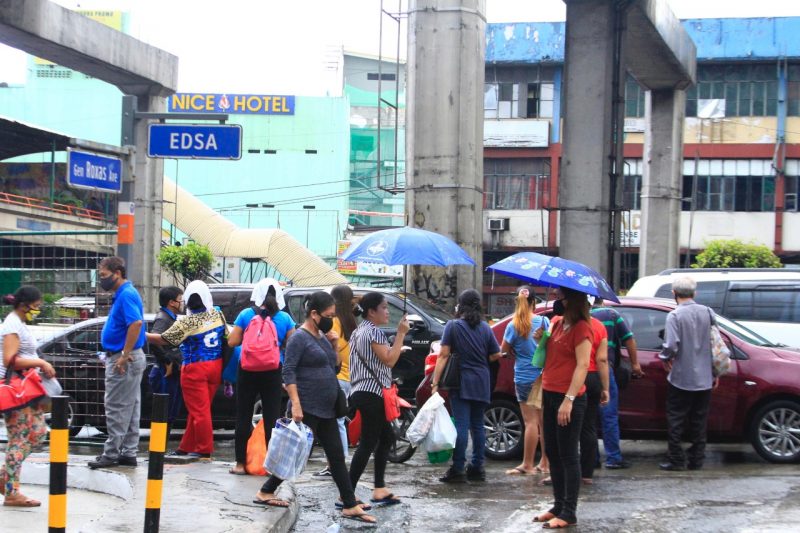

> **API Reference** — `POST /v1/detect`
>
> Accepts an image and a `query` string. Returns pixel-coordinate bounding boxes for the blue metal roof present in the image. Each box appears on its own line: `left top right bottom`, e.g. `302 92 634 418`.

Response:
485 17 800 64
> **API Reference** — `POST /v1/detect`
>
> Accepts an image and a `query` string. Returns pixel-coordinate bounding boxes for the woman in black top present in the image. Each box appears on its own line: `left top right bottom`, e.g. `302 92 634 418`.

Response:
253 291 375 524
348 292 410 506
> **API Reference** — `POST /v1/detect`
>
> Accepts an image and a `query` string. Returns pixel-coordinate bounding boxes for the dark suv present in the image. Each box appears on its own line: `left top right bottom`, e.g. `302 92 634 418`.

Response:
208 284 452 401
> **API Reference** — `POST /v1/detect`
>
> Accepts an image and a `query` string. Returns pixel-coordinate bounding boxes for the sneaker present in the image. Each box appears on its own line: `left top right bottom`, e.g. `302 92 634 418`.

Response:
439 467 467 483
88 455 119 469
312 466 332 478
118 456 138 467
466 465 486 482
166 450 189 457
605 460 631 469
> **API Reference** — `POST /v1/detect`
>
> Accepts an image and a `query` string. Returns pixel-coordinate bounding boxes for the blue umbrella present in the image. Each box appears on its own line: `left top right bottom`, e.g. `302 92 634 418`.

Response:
486 252 620 303
340 226 476 267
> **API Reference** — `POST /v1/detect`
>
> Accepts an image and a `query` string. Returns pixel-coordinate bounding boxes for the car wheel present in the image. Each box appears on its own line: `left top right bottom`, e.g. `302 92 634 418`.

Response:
252 399 262 428
750 400 800 463
387 407 417 464
44 398 83 437
484 399 523 460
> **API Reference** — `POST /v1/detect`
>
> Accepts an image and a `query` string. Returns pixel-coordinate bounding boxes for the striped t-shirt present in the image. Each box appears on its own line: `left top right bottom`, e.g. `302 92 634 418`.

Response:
349 319 391 397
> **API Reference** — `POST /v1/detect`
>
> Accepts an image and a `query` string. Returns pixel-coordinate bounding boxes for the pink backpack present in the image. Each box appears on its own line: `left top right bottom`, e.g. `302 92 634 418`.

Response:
241 310 280 371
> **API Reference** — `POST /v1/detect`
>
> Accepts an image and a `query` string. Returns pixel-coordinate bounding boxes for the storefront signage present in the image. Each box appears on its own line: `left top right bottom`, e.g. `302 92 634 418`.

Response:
168 93 295 115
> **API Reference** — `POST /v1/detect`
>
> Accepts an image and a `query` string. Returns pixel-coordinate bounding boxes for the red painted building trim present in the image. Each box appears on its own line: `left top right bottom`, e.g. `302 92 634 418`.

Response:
623 143 800 159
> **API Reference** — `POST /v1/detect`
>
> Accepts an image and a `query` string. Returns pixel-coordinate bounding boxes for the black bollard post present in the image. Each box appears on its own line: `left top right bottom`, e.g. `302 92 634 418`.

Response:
144 393 169 533
48 395 70 533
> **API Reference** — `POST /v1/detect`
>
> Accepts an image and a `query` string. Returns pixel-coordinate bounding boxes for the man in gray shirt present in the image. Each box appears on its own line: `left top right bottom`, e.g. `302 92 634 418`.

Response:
658 276 718 471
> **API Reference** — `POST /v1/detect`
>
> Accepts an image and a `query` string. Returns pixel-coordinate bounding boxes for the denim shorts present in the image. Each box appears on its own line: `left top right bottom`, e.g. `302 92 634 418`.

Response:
515 381 535 403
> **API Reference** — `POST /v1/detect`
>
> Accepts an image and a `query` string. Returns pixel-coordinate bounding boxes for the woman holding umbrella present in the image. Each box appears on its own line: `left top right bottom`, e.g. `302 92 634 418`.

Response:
533 287 592 529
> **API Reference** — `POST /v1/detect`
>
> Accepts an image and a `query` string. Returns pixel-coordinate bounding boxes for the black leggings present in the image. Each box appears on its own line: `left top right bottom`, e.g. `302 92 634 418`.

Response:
234 366 283 464
543 390 587 525
349 391 394 490
260 412 357 508
579 372 602 479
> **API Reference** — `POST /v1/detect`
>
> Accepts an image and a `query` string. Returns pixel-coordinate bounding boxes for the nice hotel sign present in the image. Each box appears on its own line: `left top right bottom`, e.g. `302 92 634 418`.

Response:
168 93 295 115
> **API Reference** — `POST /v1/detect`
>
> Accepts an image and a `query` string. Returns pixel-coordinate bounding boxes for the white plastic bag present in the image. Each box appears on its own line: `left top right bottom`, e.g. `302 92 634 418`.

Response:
265 418 314 480
407 392 445 446
422 400 457 453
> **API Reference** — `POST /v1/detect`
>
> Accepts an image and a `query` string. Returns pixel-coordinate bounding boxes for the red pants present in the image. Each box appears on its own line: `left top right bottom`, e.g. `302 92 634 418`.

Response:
179 359 222 455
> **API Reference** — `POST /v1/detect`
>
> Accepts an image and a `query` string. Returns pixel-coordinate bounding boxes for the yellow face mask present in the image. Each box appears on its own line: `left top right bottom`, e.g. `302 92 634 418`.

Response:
25 307 41 323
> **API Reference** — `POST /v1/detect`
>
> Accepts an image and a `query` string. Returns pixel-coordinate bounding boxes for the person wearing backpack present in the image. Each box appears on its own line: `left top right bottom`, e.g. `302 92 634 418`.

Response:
226 278 295 475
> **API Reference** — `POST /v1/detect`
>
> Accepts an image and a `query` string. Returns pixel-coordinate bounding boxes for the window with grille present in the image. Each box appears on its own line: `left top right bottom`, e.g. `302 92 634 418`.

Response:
483 158 550 210
625 77 645 118
686 64 778 117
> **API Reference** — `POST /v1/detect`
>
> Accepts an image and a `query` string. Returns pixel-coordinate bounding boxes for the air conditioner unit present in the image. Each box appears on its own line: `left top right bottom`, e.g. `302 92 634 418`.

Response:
487 218 509 231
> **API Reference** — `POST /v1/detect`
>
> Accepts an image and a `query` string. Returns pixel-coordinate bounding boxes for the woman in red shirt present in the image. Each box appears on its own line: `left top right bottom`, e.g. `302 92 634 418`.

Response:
534 287 592 529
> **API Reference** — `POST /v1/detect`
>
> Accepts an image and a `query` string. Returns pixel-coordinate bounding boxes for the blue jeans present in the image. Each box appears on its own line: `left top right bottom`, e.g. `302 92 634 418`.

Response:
148 364 183 424
450 394 487 471
599 370 623 464
336 379 351 459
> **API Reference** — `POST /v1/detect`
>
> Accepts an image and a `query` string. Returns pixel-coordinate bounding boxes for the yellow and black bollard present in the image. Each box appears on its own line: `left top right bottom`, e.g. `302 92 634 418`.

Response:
48 395 70 533
144 393 169 533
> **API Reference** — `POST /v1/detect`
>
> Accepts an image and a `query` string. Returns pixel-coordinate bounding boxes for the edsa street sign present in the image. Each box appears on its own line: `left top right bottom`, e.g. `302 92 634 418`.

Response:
67 149 123 194
147 123 243 160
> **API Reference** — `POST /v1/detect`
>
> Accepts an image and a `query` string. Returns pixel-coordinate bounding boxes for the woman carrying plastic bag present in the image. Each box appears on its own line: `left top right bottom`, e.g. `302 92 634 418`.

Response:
253 292 376 525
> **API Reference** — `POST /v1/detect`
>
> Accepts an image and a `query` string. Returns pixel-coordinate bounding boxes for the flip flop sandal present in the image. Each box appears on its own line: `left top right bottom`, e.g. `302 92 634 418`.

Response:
252 498 290 508
506 466 533 475
228 468 247 476
542 519 577 529
370 493 402 506
342 512 377 525
335 499 372 511
4 497 41 507
533 512 556 523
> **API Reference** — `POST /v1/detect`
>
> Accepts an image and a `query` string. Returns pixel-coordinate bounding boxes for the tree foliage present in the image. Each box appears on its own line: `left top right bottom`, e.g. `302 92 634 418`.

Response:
693 239 782 269
157 242 214 288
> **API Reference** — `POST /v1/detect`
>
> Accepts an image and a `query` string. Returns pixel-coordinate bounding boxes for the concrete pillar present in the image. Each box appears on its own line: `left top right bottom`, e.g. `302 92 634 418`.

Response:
559 0 617 276
131 96 165 309
639 89 685 275
406 0 485 306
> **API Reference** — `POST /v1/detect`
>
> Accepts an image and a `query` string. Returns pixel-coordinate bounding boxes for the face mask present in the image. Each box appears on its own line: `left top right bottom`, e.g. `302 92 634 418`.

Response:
99 274 117 292
316 316 334 334
25 307 41 323
552 299 566 316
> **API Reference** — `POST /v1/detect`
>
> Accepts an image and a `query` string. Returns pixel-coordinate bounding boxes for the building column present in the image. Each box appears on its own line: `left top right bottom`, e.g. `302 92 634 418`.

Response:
406 0 485 306
639 88 686 275
559 0 616 276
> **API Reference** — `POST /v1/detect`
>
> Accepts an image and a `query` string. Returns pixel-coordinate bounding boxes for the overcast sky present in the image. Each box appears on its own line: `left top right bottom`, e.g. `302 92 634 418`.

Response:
1 0 799 92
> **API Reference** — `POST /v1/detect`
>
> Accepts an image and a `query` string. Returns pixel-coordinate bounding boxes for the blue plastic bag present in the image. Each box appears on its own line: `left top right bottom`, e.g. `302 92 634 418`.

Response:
265 418 314 480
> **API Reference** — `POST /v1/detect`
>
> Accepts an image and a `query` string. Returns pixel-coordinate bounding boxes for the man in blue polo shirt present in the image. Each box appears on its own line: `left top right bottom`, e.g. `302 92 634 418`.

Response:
89 256 147 469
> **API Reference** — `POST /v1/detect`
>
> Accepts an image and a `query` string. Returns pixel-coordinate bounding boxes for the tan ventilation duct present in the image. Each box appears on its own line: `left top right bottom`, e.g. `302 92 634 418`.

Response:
162 177 347 286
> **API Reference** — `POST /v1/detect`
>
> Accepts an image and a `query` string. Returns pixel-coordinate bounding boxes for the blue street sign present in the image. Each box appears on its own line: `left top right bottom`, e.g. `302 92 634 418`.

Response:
67 149 123 194
147 124 243 160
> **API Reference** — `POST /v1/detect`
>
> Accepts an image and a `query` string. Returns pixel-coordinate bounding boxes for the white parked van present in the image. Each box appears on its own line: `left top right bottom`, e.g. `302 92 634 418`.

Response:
627 268 800 348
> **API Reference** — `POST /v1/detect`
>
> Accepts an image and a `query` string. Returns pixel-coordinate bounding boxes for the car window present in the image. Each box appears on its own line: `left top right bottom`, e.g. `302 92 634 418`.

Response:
213 291 242 323
655 283 672 299
724 285 800 323
401 294 452 325
615 307 667 350
385 299 406 328
66 324 102 352
692 281 728 312
714 314 773 347
286 294 308 324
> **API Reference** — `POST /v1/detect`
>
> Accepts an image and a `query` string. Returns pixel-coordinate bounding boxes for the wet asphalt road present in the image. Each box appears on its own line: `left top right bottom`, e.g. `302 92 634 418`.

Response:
287 440 800 533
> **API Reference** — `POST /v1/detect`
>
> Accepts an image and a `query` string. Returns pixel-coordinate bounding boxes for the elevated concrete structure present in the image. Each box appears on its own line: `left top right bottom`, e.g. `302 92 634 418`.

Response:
406 0 485 305
0 0 179 307
559 0 696 282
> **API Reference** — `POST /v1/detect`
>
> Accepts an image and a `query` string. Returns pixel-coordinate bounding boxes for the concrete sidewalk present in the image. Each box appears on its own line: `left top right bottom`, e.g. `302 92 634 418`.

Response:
0 453 298 532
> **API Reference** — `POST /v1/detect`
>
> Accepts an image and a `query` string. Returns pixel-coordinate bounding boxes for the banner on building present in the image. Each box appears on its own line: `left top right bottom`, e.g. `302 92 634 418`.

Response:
337 240 403 278
620 210 641 248
168 93 295 115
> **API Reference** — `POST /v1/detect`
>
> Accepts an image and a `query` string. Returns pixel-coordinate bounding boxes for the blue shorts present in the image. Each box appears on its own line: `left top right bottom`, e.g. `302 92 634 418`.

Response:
515 381 535 403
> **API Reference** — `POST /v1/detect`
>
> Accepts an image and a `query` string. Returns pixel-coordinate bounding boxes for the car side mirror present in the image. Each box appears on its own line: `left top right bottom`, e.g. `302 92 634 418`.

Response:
407 314 426 330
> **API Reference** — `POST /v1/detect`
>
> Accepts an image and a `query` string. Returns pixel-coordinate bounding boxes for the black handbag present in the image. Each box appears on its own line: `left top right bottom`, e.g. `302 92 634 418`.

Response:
334 387 349 418
614 356 632 391
440 351 461 391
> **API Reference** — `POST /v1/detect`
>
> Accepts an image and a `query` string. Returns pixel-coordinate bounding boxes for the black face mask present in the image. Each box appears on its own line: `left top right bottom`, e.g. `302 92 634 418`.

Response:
99 274 117 292
316 316 334 334
552 299 566 316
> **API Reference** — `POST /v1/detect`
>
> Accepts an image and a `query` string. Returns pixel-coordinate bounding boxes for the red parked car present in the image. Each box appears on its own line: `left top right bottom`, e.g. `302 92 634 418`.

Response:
416 297 800 463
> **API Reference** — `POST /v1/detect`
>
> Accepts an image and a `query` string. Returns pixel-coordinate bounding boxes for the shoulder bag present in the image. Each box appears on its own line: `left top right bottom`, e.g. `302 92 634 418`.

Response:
0 355 47 414
708 308 731 377
439 320 464 391
298 328 349 418
352 333 400 422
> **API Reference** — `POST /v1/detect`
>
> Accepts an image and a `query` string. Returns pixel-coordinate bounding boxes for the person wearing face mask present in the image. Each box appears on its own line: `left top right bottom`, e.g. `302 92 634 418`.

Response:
226 278 295 475
147 286 184 443
348 292 410 505
147 280 226 459
1 286 55 506
90 256 147 469
254 291 376 524
533 287 592 529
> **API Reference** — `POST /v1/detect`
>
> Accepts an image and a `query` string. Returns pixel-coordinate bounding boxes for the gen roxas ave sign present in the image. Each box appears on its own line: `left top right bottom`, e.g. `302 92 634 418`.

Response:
147 123 243 160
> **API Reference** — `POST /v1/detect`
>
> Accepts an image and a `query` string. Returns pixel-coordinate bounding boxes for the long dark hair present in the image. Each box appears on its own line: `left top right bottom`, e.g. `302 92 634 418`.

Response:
331 285 357 341
456 289 483 328
357 292 385 322
260 286 280 317
304 291 335 319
